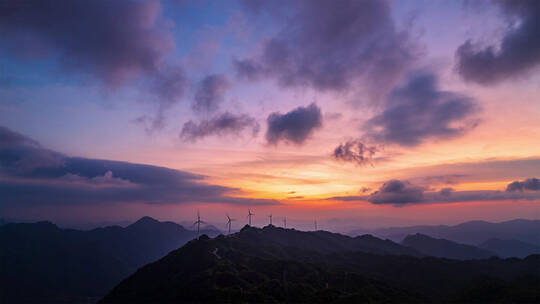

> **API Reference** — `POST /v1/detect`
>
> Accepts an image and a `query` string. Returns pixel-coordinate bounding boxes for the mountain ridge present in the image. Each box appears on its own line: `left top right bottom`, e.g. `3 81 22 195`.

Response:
351 218 540 245
0 216 221 303
101 225 540 303
402 233 496 260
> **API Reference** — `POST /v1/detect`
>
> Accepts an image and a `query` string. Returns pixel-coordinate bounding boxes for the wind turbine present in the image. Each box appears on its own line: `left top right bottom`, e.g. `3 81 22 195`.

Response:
226 214 236 234
247 209 254 226
283 217 287 229
268 214 273 225
314 220 317 231
193 210 205 238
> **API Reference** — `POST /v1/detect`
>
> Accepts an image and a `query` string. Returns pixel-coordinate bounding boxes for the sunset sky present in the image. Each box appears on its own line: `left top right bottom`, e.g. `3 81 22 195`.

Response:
1 0 539 231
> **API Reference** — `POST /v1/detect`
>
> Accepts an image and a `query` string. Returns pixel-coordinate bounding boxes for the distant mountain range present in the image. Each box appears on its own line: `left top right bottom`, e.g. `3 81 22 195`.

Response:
480 238 540 258
350 219 540 255
0 217 220 303
101 225 539 303
2 217 539 303
349 219 540 257
402 233 496 260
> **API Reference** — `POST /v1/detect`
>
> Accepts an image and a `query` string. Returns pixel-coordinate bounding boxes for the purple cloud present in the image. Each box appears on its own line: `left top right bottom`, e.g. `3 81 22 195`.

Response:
368 180 425 205
0 0 175 86
266 103 322 145
332 140 378 166
363 71 479 146
456 0 540 84
236 0 418 95
506 178 540 192
180 112 260 142
192 74 231 114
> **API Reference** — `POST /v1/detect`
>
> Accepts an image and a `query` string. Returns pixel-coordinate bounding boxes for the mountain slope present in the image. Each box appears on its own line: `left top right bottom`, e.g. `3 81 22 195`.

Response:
100 225 539 303
0 217 220 303
480 238 540 258
229 225 422 257
402 233 496 260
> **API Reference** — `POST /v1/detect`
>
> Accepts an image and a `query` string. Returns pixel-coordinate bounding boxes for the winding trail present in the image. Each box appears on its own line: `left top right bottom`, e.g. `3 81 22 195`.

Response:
211 248 221 259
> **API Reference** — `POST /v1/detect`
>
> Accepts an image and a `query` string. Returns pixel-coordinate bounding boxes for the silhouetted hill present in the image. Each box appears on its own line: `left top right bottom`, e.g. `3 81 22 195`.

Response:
358 219 540 245
100 225 540 303
84 216 220 270
0 217 220 303
0 221 129 303
402 233 496 260
480 238 540 258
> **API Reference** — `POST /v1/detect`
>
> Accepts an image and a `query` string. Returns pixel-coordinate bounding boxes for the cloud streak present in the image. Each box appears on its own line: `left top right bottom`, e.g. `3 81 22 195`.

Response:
506 178 540 192
0 126 278 207
330 178 540 206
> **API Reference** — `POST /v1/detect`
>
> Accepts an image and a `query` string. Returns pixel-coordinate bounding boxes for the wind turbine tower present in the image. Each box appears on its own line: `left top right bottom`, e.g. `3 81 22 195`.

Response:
283 217 287 229
226 214 236 234
314 220 317 231
268 214 273 225
247 209 254 226
193 210 205 238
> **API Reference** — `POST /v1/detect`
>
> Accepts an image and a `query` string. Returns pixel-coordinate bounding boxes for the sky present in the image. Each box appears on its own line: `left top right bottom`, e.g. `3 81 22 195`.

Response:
0 0 539 231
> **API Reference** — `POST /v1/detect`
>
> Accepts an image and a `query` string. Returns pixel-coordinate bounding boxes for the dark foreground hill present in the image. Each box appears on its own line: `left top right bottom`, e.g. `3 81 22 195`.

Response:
101 225 540 303
0 217 220 303
402 233 496 260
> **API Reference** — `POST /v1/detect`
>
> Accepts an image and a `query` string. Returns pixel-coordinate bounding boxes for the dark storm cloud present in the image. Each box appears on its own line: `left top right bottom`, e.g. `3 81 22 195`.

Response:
367 180 425 205
332 140 378 166
0 0 174 86
363 71 478 146
506 178 540 192
236 0 418 94
192 74 231 114
266 103 322 145
456 0 540 84
0 126 278 206
180 112 260 142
